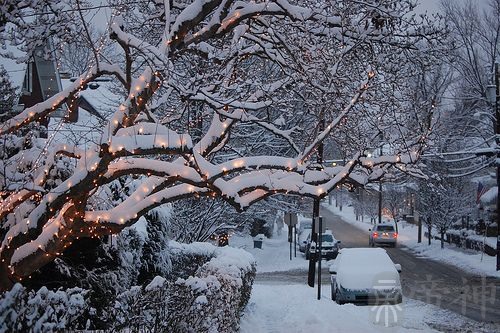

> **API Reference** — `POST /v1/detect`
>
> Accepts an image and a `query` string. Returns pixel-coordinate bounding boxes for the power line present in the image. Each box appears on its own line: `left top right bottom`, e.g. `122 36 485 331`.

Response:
8 2 143 19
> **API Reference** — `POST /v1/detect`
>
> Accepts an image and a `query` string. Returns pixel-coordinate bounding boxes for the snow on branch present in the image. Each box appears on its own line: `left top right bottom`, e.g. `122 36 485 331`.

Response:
0 0 442 290
0 64 126 135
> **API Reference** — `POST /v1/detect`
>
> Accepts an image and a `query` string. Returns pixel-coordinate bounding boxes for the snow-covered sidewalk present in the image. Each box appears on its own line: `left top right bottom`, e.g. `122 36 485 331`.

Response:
322 200 500 278
240 284 490 333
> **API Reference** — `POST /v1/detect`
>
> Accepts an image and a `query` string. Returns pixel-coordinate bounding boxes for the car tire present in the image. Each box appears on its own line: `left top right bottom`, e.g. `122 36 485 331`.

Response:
306 252 309 260
335 288 343 305
391 293 403 304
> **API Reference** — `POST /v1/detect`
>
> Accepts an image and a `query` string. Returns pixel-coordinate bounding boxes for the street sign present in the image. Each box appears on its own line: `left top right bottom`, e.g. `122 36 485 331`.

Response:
314 217 326 233
284 213 298 226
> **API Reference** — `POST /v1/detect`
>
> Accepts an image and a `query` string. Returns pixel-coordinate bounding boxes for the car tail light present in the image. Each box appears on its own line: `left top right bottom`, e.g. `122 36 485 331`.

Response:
393 232 398 238
373 232 378 238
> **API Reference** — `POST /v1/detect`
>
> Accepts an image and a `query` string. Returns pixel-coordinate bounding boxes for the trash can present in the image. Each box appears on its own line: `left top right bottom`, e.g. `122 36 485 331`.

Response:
253 234 265 249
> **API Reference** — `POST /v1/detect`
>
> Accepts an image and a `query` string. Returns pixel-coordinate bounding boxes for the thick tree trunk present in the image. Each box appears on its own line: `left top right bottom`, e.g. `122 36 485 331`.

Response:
0 264 14 291
440 231 445 249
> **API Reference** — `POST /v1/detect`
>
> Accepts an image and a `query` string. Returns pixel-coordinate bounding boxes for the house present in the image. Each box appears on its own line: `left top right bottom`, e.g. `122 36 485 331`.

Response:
1 41 122 145
1 42 65 125
52 77 122 146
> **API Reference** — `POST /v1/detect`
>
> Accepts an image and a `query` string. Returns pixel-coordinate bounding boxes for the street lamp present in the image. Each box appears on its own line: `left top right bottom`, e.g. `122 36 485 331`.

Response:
486 63 500 271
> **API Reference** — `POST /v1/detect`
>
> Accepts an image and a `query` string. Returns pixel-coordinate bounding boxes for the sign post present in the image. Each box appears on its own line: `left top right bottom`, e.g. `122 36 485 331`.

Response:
415 211 421 243
314 216 323 300
284 213 298 261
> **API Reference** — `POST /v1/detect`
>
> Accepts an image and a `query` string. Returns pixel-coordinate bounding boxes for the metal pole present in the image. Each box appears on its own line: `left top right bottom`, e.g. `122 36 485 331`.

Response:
308 201 318 287
289 225 292 261
317 217 322 300
309 111 325 287
294 225 297 257
495 62 500 271
377 145 383 224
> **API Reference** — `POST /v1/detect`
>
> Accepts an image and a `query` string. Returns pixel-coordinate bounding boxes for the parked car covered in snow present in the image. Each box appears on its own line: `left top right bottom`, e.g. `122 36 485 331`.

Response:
306 230 340 260
369 224 397 247
298 229 312 253
298 220 312 235
329 248 402 304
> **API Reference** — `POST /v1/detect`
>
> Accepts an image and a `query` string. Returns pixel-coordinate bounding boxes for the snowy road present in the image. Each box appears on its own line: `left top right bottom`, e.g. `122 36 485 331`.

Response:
320 207 500 324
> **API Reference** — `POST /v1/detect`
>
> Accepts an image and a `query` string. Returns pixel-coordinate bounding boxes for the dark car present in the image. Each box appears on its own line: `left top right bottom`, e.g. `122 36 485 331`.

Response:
306 230 340 260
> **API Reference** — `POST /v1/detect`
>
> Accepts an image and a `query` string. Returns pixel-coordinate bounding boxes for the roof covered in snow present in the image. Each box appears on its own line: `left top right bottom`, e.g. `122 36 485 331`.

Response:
480 186 497 204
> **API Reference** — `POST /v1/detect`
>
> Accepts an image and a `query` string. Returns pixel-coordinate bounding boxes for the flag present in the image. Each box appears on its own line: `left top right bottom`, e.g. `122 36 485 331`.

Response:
477 182 488 204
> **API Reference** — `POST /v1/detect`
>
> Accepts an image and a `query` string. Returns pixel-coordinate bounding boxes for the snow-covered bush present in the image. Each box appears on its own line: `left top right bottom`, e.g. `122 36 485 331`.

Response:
167 242 256 332
0 283 91 333
106 242 256 333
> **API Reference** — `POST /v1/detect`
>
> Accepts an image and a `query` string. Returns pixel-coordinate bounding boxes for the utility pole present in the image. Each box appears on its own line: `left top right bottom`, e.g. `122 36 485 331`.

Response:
308 112 325 287
495 63 500 271
488 63 500 271
378 145 383 224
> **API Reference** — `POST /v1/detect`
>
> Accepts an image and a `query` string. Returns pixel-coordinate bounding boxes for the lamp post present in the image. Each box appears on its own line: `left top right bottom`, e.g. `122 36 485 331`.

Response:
486 63 500 271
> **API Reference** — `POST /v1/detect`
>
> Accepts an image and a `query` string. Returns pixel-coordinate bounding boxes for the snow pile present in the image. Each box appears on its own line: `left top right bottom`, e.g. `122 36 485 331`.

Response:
0 284 91 333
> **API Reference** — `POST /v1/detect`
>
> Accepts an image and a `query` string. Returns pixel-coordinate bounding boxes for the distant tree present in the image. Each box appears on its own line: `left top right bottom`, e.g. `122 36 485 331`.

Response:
383 185 405 231
437 0 500 175
417 162 474 248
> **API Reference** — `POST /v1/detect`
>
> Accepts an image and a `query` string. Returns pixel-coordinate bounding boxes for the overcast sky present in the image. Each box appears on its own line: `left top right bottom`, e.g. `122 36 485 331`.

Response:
416 0 490 14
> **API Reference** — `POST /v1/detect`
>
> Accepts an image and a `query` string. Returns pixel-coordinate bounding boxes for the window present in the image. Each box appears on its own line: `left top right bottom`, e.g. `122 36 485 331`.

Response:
22 63 33 94
376 225 395 232
322 234 334 242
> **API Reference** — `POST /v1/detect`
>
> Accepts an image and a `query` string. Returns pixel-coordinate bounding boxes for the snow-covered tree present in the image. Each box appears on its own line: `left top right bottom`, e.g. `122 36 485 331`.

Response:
383 185 405 225
417 161 474 248
0 0 445 290
0 65 17 123
437 0 500 175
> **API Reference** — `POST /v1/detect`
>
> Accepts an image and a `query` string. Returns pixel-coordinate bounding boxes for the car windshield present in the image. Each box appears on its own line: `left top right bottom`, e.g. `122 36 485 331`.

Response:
322 234 334 242
376 225 395 232
301 222 312 229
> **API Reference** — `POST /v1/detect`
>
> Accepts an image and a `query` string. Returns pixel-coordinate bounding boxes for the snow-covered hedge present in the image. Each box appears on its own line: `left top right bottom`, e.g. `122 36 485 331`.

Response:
0 242 256 332
0 284 91 333
107 241 256 332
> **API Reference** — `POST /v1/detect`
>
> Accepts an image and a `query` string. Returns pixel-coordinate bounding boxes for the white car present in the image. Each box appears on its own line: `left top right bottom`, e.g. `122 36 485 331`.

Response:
369 224 397 247
298 220 312 235
329 248 402 304
298 229 311 253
